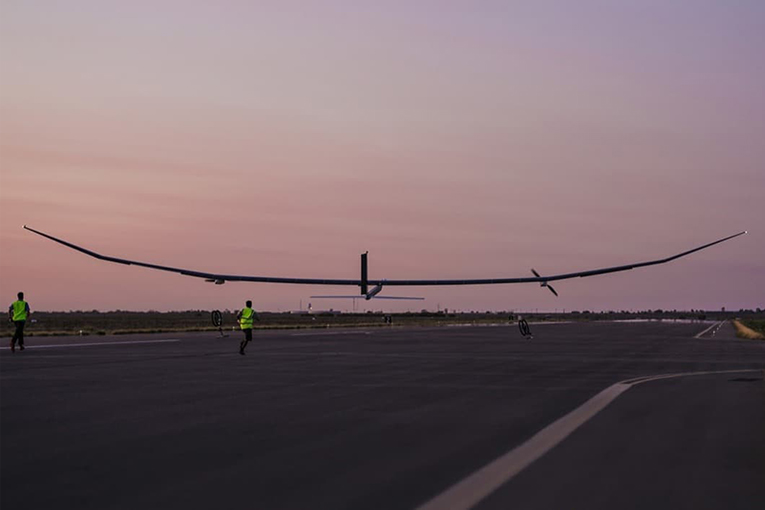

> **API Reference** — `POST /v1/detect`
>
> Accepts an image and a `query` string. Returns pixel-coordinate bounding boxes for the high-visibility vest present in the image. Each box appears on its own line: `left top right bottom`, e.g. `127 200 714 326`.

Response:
12 300 28 321
239 307 254 329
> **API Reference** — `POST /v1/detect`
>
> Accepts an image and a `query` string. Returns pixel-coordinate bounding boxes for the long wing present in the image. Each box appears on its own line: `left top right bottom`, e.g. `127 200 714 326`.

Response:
381 230 748 286
24 225 746 287
23 226 358 286
310 295 426 300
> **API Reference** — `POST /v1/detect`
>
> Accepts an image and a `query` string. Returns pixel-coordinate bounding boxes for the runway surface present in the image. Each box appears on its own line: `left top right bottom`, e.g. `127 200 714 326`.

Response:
2 321 763 509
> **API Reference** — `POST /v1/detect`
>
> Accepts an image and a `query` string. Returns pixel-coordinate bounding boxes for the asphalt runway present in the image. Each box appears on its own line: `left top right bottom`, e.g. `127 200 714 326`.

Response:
1 321 763 509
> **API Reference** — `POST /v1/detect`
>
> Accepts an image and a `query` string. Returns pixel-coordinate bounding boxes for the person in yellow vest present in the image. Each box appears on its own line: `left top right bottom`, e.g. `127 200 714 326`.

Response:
236 300 259 355
8 292 31 353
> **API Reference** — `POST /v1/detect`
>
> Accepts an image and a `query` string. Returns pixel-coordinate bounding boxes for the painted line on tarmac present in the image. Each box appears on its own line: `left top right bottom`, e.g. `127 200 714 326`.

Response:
23 339 181 349
694 321 723 339
415 367 761 510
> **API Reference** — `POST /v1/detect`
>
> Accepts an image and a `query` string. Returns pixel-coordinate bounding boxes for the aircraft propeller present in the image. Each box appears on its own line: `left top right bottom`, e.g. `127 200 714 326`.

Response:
531 268 558 297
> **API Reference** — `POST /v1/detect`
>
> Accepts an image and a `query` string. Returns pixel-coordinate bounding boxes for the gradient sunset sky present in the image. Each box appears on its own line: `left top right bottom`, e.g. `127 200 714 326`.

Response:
1 1 763 312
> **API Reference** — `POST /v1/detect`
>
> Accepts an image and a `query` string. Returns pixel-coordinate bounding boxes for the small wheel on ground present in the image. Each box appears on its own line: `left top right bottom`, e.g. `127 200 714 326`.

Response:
211 310 223 328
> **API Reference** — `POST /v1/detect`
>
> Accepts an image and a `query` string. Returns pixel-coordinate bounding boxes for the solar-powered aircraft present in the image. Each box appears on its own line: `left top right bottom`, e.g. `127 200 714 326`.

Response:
23 226 746 300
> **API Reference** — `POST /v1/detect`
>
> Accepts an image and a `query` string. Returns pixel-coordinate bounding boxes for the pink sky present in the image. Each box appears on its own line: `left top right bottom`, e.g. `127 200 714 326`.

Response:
1 1 763 312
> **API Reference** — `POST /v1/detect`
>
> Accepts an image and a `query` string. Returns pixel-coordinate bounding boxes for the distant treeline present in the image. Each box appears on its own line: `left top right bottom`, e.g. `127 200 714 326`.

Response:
6 309 764 336
741 319 765 336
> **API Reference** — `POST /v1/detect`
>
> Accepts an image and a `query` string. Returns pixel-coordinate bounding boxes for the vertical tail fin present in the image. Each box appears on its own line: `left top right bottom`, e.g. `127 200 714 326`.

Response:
361 251 368 296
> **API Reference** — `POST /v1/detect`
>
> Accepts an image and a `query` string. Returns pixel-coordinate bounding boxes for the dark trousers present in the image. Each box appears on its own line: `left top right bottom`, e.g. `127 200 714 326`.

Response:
11 321 25 347
239 328 253 353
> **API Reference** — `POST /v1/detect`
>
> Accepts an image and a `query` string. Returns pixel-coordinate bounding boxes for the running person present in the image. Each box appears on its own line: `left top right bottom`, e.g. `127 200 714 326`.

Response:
9 292 30 353
236 300 259 355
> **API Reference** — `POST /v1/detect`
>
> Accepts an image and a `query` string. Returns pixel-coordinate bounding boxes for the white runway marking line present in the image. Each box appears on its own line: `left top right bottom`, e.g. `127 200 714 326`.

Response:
694 321 723 339
24 339 181 349
415 367 762 510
